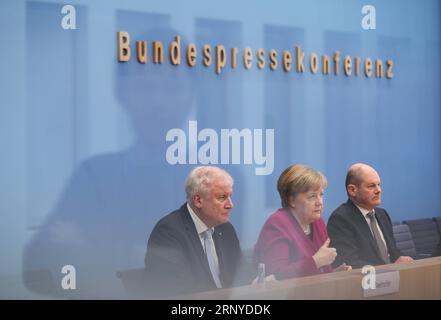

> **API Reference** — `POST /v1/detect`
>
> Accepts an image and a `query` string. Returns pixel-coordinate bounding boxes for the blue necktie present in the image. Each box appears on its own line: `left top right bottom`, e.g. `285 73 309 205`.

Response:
203 229 222 288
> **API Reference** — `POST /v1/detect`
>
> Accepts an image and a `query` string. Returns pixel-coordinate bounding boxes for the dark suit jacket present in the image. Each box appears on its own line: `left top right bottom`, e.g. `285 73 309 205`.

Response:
144 203 252 298
434 239 441 257
327 199 402 268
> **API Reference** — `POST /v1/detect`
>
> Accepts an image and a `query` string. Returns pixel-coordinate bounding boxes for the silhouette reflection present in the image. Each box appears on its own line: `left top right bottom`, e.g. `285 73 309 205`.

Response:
23 14 194 298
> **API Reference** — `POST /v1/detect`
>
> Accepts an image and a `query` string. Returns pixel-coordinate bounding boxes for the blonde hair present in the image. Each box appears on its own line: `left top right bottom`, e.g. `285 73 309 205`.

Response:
277 164 327 208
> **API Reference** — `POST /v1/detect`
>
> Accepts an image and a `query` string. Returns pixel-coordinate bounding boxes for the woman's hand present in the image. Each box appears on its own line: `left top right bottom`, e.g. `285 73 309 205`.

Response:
312 238 337 268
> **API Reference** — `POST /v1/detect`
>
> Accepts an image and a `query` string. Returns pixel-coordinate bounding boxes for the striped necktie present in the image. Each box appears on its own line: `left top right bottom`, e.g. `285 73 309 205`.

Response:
367 211 391 264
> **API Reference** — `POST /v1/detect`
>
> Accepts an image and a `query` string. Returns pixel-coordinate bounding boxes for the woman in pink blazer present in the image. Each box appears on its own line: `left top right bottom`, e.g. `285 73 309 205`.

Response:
254 164 351 280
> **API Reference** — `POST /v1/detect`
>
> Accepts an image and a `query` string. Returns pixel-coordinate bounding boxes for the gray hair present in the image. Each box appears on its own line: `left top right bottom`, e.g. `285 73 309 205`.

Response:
185 166 233 201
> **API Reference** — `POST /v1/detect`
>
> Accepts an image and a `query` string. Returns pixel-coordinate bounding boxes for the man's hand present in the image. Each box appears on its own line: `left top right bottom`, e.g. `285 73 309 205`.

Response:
394 256 414 263
334 263 352 272
251 274 277 285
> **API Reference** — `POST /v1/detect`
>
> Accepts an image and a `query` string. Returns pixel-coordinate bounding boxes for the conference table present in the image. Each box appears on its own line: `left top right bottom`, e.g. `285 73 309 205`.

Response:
177 257 441 299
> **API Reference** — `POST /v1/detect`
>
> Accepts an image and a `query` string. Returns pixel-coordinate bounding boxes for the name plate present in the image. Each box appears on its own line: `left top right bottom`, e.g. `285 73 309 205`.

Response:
363 269 400 298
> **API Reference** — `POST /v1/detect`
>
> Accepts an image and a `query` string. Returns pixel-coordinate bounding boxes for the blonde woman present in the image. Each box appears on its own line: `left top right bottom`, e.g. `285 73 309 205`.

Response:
254 164 351 279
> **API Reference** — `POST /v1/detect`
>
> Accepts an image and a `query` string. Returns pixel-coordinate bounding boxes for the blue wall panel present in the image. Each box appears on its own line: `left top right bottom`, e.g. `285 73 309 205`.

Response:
0 0 440 298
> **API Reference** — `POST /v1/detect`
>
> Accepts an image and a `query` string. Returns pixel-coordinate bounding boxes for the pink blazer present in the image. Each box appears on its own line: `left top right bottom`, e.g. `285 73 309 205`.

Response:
254 208 333 279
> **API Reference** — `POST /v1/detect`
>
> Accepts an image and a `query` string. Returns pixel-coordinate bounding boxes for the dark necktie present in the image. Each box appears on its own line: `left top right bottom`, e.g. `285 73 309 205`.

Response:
203 229 222 288
367 211 391 264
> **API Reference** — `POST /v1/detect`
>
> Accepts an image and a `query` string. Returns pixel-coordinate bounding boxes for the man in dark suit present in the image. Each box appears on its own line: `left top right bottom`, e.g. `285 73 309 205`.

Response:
434 239 441 257
327 163 413 269
144 166 254 298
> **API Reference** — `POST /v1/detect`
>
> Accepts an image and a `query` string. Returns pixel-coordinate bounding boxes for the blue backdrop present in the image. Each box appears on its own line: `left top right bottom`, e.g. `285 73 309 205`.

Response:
0 0 440 298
